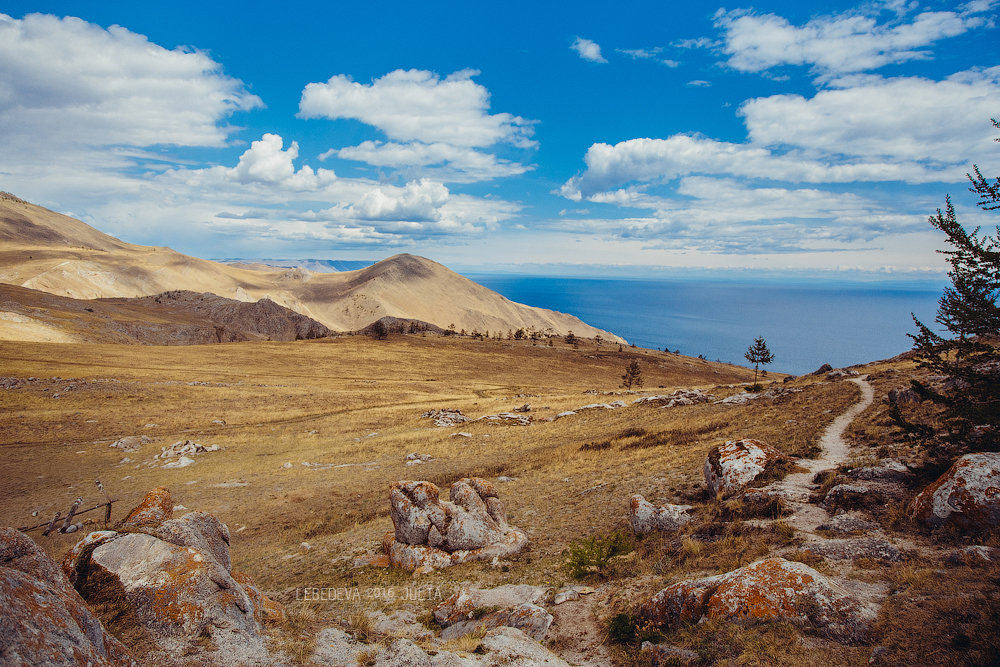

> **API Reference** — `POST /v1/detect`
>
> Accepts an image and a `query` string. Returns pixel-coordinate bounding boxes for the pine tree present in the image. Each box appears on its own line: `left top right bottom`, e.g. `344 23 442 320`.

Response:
908 125 1000 450
744 336 774 391
621 360 643 390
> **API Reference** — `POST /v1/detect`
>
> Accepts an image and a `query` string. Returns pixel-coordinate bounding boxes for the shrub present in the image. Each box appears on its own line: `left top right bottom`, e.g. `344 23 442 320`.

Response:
565 529 633 579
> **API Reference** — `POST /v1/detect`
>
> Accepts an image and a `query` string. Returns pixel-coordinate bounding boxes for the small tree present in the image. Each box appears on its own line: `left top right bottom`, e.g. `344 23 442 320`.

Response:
565 331 577 346
744 336 774 390
621 360 643 390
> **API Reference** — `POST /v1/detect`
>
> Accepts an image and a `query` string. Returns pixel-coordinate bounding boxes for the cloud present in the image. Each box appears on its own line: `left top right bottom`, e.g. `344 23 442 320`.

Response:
333 140 532 182
740 67 1000 163
715 3 994 77
571 37 607 63
0 12 261 158
298 69 534 148
561 66 1000 199
352 179 449 222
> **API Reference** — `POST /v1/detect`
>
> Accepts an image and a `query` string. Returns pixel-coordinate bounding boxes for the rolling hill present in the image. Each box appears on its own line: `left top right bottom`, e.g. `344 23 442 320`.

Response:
0 192 623 343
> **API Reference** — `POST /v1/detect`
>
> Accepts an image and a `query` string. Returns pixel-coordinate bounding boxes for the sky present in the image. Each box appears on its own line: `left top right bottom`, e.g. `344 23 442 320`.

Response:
0 1 998 278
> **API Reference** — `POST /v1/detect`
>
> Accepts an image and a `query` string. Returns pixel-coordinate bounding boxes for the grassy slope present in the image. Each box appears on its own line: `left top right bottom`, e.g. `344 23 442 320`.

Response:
2 335 995 665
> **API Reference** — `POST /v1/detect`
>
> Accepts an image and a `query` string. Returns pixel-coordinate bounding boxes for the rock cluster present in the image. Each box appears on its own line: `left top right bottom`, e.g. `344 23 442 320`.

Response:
108 435 152 452
422 408 469 427
637 557 873 643
909 452 1000 531
62 488 283 666
0 527 137 666
717 386 802 405
628 494 694 534
478 412 533 425
384 478 528 572
633 389 713 407
704 439 789 498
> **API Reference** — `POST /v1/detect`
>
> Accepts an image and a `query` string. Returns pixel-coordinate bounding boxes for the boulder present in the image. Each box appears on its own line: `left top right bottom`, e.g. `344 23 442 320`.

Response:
477 626 570 665
434 585 549 635
848 459 912 483
822 484 879 511
638 557 873 643
385 478 528 572
117 487 173 528
909 452 1000 531
109 435 152 452
422 409 470 427
64 490 279 665
628 494 694 533
704 439 789 498
0 527 136 666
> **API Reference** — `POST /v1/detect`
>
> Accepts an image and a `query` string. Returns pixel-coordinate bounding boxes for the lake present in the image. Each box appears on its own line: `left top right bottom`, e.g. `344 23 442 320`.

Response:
466 274 945 376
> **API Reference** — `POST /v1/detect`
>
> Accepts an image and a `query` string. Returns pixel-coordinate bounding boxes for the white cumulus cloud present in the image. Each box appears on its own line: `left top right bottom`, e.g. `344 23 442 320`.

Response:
716 3 994 77
0 12 261 157
571 37 608 63
298 69 535 148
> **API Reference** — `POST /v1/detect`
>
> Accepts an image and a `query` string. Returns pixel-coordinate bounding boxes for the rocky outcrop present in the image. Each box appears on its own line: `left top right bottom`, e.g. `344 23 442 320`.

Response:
422 408 469 427
0 527 136 666
637 557 873 643
704 439 789 498
384 478 528 572
109 435 152 452
909 452 1000 531
434 585 552 641
63 489 283 666
628 494 694 533
800 538 904 563
633 389 714 407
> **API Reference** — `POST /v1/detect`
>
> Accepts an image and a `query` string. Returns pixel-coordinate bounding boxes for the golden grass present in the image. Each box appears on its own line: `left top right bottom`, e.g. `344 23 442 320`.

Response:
6 334 982 665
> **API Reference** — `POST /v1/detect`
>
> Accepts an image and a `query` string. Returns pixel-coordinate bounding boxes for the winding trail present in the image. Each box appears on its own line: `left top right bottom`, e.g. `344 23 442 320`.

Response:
765 376 875 532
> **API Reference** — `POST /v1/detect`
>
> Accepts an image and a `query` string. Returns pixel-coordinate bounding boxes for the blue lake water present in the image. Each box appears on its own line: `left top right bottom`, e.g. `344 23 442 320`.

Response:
466 274 945 376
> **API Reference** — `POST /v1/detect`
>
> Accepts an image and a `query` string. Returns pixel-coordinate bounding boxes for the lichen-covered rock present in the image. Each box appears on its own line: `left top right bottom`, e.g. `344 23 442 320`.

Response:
822 484 879 511
434 585 548 625
816 514 880 535
0 527 136 666
149 511 232 572
232 571 286 626
628 494 693 533
849 459 911 482
385 478 528 572
638 557 873 643
704 439 788 498
64 492 274 665
440 602 553 641
909 452 1000 531
117 487 173 529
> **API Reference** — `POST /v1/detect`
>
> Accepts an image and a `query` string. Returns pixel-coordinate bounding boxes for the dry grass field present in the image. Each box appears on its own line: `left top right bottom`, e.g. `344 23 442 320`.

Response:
3 332 996 665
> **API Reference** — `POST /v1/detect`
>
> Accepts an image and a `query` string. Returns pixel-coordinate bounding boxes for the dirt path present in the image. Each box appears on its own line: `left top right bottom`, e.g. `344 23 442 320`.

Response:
765 376 874 532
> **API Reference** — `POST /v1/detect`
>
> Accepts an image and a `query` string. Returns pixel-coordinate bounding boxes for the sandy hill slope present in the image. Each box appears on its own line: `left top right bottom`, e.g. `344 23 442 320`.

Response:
0 284 332 344
0 193 623 343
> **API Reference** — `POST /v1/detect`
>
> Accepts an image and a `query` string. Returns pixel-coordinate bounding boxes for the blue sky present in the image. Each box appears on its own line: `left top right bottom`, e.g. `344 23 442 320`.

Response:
1 1 998 277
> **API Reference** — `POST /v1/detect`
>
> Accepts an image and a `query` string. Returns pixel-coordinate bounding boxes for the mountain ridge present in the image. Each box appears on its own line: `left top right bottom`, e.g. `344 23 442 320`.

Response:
0 195 625 343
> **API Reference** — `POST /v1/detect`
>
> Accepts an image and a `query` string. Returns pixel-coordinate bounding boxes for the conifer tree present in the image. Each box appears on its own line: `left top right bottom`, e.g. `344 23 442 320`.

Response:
621 360 643 390
744 336 774 390
908 123 1000 450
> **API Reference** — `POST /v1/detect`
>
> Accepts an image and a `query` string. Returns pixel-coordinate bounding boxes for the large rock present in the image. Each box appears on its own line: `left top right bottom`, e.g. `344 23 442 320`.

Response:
435 585 552 641
909 452 1000 531
704 439 789 498
628 494 693 533
64 490 282 665
637 557 873 643
117 486 173 528
0 527 136 666
385 478 528 572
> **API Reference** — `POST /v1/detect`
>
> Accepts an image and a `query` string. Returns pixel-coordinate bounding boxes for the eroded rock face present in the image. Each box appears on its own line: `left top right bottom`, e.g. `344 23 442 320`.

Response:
385 478 528 572
909 452 1000 531
638 557 873 644
0 527 136 667
628 494 693 533
64 489 284 666
704 439 788 498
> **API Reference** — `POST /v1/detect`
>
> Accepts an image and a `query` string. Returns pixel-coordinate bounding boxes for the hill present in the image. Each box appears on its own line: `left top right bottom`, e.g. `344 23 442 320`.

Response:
0 193 622 343
0 284 332 344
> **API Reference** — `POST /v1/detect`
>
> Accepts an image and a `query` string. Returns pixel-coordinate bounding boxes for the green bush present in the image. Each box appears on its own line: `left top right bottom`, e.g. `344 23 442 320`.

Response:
565 529 633 578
